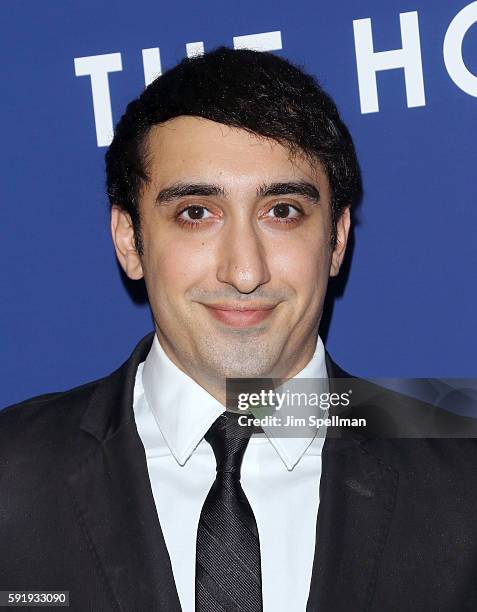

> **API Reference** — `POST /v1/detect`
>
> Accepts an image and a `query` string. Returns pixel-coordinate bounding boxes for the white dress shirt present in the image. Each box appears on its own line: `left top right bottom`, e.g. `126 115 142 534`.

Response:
133 335 329 611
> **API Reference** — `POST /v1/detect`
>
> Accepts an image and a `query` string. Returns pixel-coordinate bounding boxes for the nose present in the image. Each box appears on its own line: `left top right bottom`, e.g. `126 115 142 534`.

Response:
216 220 271 294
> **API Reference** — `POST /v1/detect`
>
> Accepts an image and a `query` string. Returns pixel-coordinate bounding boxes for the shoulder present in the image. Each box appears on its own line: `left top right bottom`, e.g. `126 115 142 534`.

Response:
0 332 154 467
349 378 477 479
0 332 155 445
325 355 477 467
0 375 108 422
1 378 102 419
0 377 106 460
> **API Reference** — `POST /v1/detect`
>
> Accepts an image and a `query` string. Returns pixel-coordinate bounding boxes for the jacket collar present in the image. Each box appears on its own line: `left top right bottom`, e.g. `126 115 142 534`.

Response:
79 332 155 442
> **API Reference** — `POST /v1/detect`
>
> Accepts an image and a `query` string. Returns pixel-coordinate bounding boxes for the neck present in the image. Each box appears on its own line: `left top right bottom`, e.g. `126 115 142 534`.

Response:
153 326 320 407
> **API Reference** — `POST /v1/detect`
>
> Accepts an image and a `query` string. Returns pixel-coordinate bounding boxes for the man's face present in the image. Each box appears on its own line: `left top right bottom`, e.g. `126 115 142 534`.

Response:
112 116 350 395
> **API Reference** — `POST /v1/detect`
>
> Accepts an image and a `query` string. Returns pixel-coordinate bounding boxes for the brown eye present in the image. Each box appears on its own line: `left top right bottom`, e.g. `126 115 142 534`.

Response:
178 205 211 221
274 204 291 218
266 204 301 220
187 206 206 219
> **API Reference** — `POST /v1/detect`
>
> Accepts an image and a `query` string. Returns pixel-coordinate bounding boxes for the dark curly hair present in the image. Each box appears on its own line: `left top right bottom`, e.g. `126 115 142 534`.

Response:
105 46 361 255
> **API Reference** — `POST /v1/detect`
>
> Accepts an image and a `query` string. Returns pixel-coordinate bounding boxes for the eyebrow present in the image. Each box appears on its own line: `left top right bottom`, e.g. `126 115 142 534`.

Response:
155 182 227 205
256 181 321 203
154 180 321 206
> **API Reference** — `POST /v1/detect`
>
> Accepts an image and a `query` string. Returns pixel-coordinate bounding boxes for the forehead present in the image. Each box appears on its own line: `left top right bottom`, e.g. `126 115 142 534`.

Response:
143 116 329 191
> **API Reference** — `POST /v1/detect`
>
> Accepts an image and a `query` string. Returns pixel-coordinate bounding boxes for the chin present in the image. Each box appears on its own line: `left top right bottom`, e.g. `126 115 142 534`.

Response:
215 357 277 379
196 336 283 379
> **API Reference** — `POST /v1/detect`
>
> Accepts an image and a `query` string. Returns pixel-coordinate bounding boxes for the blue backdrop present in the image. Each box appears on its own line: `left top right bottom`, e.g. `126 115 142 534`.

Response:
2 0 476 409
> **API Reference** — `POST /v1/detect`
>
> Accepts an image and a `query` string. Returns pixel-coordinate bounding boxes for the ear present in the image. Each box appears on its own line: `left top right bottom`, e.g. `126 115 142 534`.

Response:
110 206 144 280
330 207 351 277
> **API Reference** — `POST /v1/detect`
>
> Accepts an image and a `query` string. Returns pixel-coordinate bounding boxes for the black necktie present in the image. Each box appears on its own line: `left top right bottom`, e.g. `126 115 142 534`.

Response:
195 411 263 612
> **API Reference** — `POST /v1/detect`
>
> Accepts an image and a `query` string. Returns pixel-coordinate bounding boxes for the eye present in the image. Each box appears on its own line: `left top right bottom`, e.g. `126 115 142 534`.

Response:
266 203 302 221
178 205 212 222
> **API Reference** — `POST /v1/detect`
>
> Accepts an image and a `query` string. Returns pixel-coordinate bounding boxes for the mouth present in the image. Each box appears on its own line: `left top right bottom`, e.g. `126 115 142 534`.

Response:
203 303 277 328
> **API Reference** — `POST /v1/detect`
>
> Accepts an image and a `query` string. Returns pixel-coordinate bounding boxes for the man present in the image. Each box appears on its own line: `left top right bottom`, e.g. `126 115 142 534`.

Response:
1 46 477 612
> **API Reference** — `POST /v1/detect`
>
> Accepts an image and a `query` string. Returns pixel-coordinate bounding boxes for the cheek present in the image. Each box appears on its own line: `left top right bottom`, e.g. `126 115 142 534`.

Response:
271 235 330 296
142 233 213 300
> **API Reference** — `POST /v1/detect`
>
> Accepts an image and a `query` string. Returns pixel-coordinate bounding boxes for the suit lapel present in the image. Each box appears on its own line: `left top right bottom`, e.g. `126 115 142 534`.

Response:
306 353 399 611
66 333 181 612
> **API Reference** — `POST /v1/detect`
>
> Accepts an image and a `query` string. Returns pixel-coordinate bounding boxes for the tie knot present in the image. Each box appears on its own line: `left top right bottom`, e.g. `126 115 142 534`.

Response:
205 412 253 477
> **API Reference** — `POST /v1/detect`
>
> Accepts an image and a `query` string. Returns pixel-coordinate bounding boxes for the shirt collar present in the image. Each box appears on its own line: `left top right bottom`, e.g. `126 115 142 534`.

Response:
264 344 329 470
142 334 328 470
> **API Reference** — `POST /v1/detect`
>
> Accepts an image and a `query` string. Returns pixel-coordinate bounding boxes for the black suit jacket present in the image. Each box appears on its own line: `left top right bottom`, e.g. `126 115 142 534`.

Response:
1 333 477 611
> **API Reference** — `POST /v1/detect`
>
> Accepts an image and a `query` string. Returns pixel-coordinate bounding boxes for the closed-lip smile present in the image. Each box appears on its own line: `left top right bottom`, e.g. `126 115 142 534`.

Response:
204 303 277 327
